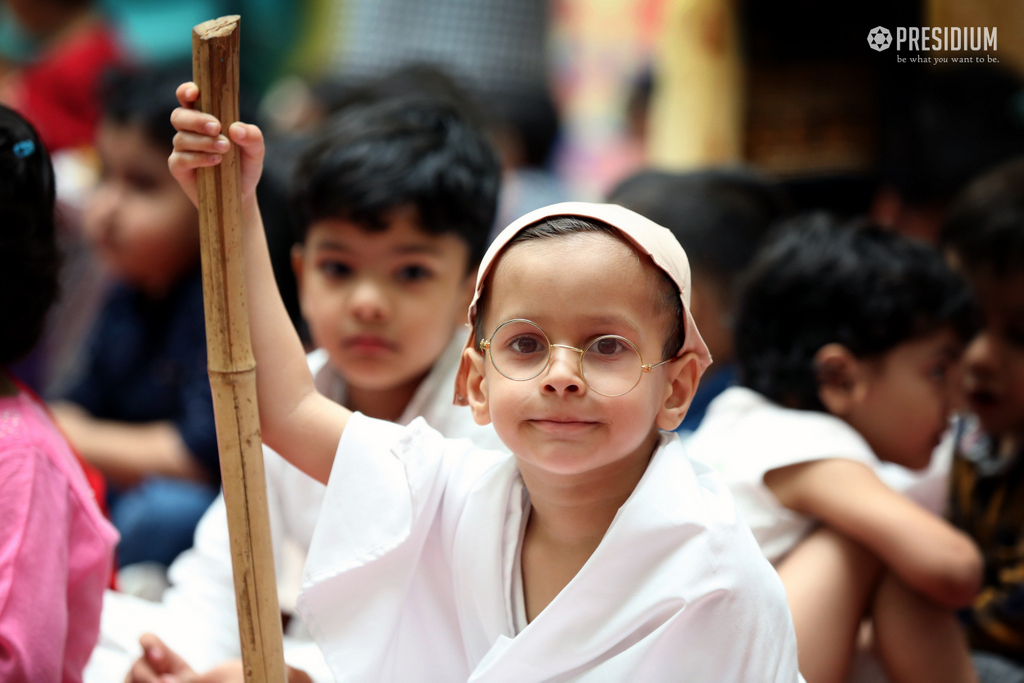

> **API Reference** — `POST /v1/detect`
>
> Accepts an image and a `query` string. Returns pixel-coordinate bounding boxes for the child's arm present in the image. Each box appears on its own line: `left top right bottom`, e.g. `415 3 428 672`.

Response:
169 83 347 484
765 458 983 608
49 402 208 486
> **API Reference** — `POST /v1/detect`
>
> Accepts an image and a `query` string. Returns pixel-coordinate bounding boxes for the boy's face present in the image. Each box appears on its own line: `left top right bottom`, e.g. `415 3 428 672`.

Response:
292 207 475 393
83 122 200 296
464 233 696 477
841 329 963 469
961 269 1024 439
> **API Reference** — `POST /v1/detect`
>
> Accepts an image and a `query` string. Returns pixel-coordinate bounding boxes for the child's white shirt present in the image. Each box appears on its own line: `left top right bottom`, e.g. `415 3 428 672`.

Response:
297 413 804 682
685 386 952 565
86 332 505 682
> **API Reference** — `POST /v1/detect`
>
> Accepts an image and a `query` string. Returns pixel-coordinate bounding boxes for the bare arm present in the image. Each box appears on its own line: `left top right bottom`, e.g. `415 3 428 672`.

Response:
50 401 208 486
765 458 982 608
168 83 346 484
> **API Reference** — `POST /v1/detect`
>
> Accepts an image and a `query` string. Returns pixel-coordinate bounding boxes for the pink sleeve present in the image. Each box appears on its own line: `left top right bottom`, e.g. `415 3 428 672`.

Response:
0 446 70 683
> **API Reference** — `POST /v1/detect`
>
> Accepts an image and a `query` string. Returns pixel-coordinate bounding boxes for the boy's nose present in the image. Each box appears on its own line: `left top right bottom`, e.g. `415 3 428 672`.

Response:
349 280 389 322
542 346 583 395
964 332 998 376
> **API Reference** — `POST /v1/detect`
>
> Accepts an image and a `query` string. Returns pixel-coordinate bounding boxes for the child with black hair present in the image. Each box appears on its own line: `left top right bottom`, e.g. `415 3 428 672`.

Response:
94 93 508 683
0 105 117 681
688 215 983 683
165 81 803 681
942 158 1024 682
48 64 220 572
609 167 789 432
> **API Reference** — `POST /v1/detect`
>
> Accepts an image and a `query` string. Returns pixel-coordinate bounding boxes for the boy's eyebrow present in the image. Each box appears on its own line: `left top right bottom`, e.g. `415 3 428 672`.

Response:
501 313 644 337
583 314 643 333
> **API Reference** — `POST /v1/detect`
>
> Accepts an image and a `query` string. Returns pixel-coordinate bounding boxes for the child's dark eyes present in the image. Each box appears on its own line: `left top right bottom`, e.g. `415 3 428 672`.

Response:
318 261 352 278
395 264 434 283
928 363 949 382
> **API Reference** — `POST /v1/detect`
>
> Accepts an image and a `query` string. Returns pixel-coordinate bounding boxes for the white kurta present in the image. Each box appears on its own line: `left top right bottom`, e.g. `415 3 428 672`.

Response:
85 334 506 682
685 386 951 565
298 413 804 682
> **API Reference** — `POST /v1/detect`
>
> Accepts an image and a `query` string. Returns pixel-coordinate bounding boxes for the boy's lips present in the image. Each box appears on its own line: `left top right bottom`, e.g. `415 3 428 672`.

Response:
528 417 601 435
342 335 397 353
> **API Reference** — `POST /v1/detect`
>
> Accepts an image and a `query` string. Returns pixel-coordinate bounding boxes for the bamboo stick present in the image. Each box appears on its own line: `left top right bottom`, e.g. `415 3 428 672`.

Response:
192 16 286 683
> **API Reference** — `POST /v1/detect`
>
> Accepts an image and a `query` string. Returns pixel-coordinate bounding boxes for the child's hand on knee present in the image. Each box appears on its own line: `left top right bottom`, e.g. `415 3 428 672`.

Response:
168 81 264 211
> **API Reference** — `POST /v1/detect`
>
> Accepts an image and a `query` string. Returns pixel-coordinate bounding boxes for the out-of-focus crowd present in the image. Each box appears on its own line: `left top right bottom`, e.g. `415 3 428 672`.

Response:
4 0 1024 682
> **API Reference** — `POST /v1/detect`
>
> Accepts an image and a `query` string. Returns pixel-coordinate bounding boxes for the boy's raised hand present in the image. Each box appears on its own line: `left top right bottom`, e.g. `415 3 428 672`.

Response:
168 82 264 211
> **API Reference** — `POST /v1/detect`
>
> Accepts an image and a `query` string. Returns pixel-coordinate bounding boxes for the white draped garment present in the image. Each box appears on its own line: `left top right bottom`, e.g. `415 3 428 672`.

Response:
298 414 804 682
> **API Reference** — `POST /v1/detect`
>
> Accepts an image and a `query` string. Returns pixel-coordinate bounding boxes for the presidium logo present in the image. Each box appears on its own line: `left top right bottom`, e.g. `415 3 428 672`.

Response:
866 25 999 63
867 27 892 51
866 25 998 53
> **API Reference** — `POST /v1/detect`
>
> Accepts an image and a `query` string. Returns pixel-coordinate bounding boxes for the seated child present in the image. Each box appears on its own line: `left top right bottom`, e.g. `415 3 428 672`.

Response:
49 64 219 569
687 215 983 683
608 167 789 433
942 158 1024 681
0 105 118 681
168 82 805 681
91 93 508 683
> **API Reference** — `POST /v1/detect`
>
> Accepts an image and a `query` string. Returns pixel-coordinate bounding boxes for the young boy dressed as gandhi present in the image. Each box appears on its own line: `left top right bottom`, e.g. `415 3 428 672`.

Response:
169 82 804 682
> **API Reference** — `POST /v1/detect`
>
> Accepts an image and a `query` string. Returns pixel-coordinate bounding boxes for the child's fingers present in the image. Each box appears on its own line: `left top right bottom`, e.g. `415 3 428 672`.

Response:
175 82 199 109
174 131 231 155
138 633 195 676
228 122 263 147
171 107 221 137
168 150 223 176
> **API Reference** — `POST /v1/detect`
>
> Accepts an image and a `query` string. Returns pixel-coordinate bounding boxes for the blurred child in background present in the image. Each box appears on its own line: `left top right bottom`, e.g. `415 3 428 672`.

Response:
942 158 1024 683
688 215 982 683
608 167 789 432
94 92 508 683
0 0 123 152
0 105 117 682
48 64 219 573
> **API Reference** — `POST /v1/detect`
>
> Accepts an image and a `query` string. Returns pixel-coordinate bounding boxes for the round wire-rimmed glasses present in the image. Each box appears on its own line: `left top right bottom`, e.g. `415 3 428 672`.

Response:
478 319 675 397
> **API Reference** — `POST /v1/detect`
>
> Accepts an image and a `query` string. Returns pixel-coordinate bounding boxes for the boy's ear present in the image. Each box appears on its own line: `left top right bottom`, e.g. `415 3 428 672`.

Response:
460 346 492 426
656 352 700 431
815 343 869 416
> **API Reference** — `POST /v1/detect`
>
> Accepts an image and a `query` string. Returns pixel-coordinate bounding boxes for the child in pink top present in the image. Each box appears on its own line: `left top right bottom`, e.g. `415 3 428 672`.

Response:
0 105 118 682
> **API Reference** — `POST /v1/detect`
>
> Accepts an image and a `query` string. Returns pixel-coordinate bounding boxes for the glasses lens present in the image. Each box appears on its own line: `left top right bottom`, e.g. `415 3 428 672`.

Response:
490 320 550 381
582 335 643 396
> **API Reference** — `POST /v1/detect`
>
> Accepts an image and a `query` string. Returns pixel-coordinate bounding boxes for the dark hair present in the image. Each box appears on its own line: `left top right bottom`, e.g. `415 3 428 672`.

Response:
736 214 977 411
0 106 60 365
473 216 685 359
941 157 1024 276
487 85 561 169
100 62 193 151
608 167 789 302
100 62 259 151
880 65 1024 204
291 95 501 269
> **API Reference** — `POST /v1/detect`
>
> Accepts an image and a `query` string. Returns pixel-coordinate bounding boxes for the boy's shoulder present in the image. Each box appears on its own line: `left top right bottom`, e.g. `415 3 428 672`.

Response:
686 386 877 478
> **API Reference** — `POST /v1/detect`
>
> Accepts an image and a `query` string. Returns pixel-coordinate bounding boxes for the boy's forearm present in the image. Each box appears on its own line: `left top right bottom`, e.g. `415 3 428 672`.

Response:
239 200 346 483
50 402 208 486
770 459 983 607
